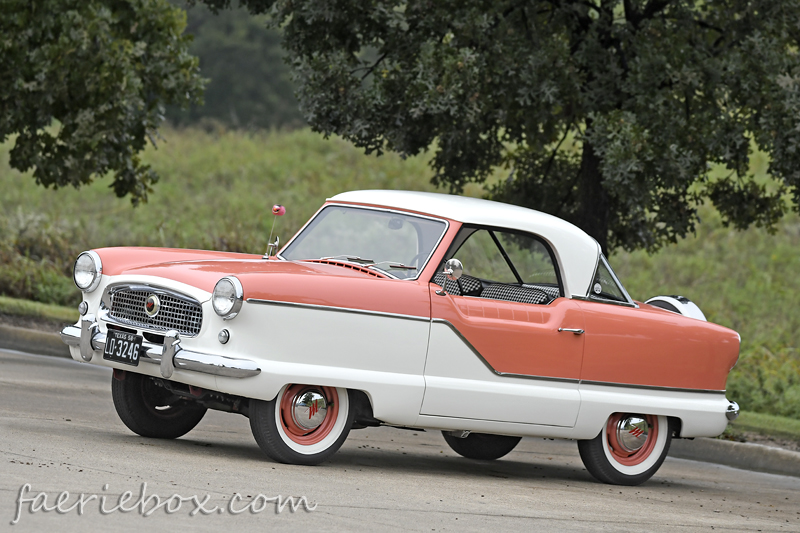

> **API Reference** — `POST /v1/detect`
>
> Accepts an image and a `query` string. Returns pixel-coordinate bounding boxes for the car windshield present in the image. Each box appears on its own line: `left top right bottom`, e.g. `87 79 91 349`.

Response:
279 205 448 280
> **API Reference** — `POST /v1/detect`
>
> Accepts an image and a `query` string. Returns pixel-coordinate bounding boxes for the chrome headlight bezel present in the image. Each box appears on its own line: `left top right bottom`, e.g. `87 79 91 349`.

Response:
73 251 103 293
212 276 244 320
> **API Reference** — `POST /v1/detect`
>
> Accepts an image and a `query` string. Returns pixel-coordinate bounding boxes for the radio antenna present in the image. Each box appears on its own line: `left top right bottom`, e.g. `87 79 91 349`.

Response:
264 204 286 259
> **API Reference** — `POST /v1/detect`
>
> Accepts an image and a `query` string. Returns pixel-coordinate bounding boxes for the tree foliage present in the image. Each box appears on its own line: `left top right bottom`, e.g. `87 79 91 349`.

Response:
167 1 302 130
0 0 204 204
202 0 800 253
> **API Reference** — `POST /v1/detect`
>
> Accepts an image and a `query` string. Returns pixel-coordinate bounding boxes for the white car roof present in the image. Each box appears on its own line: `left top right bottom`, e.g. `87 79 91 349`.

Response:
329 190 601 298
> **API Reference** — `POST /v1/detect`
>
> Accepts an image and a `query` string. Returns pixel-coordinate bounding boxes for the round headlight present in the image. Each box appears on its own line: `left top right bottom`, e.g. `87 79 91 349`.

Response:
73 251 102 292
212 276 243 320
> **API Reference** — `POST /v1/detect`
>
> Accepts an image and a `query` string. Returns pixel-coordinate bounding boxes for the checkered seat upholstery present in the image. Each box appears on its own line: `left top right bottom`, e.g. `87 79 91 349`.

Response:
523 284 561 301
432 272 483 296
480 284 554 305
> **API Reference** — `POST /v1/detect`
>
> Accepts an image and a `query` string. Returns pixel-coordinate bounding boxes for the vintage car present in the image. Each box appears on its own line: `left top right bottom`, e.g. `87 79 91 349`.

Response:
61 190 740 486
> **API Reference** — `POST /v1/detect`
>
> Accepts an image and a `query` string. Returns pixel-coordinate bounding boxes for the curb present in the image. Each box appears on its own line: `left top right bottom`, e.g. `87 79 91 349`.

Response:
0 323 71 359
669 436 800 478
2 321 799 479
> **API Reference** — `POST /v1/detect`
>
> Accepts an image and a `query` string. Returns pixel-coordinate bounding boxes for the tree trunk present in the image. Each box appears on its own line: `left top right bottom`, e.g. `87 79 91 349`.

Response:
575 140 609 255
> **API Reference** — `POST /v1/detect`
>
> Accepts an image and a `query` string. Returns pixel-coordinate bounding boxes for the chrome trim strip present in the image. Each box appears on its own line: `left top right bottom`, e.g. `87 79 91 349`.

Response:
602 254 637 306
60 325 261 379
572 295 638 309
103 283 202 308
431 319 580 384
277 203 450 282
578 380 725 395
246 298 431 322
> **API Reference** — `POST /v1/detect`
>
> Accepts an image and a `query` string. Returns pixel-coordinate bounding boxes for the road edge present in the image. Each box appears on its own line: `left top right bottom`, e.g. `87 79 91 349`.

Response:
2 322 799 478
0 323 71 359
669 437 800 478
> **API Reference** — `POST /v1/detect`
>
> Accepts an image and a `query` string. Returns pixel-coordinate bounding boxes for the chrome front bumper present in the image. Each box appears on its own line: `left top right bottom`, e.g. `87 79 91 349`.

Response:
60 316 261 379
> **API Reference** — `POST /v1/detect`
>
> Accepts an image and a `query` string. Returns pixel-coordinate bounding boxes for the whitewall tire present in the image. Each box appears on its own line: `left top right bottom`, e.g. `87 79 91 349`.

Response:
578 413 673 486
249 384 354 465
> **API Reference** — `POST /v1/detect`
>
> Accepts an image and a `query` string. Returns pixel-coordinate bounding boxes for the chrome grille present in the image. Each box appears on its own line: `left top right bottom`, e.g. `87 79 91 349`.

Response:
108 288 203 336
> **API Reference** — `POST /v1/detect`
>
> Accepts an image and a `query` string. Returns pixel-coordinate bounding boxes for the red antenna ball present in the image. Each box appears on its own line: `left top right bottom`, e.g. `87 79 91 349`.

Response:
272 205 286 216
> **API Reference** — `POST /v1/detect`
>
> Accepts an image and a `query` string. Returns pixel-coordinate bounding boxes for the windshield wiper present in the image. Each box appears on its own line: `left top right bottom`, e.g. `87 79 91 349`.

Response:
367 260 417 271
320 255 375 264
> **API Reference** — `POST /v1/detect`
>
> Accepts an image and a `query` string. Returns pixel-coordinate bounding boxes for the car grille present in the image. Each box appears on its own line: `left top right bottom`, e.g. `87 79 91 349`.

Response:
108 287 203 336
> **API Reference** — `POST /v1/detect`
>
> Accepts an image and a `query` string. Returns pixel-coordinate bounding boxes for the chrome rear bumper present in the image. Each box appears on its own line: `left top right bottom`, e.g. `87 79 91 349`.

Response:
60 316 261 379
726 401 740 422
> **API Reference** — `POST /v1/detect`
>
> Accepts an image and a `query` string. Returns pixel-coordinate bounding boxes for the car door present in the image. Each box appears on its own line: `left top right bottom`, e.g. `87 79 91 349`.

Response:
421 227 585 427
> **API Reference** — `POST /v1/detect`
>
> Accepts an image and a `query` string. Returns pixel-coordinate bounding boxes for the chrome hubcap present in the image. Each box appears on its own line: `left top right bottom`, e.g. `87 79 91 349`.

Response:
616 415 649 452
291 389 328 430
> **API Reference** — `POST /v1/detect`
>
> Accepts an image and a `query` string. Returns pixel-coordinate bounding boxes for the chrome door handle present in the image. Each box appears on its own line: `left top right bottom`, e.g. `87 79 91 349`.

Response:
558 328 584 335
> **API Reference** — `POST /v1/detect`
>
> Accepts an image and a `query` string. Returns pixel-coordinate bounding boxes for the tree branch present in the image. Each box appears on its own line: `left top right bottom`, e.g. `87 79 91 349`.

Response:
543 121 574 181
349 53 388 81
641 0 673 21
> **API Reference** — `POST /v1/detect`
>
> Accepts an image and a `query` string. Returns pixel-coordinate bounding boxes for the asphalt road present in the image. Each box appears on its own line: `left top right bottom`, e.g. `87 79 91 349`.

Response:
1 348 799 532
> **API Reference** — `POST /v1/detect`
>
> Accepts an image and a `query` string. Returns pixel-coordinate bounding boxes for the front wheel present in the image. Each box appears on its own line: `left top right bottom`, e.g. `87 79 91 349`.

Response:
250 384 354 465
111 372 207 439
578 413 673 486
442 432 522 460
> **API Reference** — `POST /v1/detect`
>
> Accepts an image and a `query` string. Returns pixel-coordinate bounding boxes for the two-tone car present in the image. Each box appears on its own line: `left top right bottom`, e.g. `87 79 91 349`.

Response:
61 190 740 485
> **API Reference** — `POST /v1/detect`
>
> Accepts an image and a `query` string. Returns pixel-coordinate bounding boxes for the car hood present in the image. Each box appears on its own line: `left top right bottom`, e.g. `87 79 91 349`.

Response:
96 247 387 294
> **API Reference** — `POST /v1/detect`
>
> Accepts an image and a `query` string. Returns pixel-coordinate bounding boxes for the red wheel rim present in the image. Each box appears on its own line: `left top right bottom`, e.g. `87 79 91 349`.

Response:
605 413 659 466
279 384 340 445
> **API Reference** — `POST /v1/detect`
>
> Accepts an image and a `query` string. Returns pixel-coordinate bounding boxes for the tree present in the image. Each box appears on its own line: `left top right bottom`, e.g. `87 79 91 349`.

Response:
1 0 204 205
166 1 302 130
202 0 800 253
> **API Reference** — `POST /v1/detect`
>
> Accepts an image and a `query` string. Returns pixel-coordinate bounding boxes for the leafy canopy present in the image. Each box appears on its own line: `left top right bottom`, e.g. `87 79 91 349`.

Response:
166 1 303 130
203 0 800 253
0 0 204 204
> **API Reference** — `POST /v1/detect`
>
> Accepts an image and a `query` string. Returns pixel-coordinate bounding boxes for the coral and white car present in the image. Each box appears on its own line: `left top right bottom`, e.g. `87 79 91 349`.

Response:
61 190 740 485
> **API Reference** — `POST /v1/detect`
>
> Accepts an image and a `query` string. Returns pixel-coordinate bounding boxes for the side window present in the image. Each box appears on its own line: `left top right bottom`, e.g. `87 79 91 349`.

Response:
453 230 518 283
439 227 562 304
493 232 559 287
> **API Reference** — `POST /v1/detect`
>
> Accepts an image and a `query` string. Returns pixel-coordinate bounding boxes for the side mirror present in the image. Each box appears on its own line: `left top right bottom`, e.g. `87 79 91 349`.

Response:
444 258 463 281
436 258 463 296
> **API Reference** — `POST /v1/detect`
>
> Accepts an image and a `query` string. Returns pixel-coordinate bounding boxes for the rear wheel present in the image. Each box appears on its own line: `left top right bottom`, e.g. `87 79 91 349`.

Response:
111 372 207 439
442 432 522 460
250 384 354 465
578 413 673 486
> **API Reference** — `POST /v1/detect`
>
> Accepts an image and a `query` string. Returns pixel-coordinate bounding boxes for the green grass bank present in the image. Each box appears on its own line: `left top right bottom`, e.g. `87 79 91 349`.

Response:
1 127 798 420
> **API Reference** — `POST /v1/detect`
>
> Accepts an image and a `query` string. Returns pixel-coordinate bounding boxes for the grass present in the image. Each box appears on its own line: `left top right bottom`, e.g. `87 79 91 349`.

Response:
0 295 76 323
724 411 800 442
1 126 798 424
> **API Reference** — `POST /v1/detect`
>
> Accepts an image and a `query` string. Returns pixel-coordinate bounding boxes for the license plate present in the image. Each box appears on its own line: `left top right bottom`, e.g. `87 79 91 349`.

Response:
103 329 143 366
